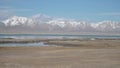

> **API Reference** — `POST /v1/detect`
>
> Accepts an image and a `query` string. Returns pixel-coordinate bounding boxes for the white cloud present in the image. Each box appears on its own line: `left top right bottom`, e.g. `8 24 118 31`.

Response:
0 6 35 20
0 5 35 12
0 6 10 9
0 7 34 12
0 10 14 21
13 9 34 12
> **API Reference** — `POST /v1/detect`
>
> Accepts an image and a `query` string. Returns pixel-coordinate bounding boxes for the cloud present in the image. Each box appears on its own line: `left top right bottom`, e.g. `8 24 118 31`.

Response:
0 6 35 12
0 6 35 20
98 12 120 16
0 10 14 21
0 6 10 9
2 8 35 12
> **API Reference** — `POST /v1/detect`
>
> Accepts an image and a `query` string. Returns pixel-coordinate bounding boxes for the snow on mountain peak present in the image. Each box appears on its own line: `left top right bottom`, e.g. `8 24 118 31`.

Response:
1 14 120 33
96 20 120 29
32 14 53 23
47 19 66 28
32 14 51 19
2 16 33 26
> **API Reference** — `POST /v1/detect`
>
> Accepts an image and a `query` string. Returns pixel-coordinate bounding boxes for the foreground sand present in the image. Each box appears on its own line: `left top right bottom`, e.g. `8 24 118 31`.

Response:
0 39 120 68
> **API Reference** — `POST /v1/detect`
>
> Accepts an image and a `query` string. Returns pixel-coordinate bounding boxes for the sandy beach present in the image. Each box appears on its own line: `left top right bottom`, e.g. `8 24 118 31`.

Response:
0 39 120 68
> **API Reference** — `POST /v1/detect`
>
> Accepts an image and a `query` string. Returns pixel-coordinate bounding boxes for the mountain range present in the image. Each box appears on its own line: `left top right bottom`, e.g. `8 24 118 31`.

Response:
0 14 120 35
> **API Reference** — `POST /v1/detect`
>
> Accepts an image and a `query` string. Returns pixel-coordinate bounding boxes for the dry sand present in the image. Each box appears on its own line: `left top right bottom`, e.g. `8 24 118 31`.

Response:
0 39 120 68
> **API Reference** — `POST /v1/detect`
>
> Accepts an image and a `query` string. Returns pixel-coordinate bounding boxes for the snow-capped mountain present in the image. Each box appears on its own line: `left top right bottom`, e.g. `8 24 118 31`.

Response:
32 14 53 23
97 21 120 30
2 16 35 26
0 14 120 34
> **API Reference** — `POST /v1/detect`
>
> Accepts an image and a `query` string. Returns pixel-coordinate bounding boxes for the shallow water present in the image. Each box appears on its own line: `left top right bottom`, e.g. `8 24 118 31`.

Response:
0 42 48 47
0 34 120 47
0 34 120 39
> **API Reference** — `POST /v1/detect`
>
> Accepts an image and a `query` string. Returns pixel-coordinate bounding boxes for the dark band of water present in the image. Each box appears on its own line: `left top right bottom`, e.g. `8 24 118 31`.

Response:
0 34 120 39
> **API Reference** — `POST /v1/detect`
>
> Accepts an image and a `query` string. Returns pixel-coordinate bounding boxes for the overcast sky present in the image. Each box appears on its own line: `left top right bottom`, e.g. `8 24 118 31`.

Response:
0 0 120 22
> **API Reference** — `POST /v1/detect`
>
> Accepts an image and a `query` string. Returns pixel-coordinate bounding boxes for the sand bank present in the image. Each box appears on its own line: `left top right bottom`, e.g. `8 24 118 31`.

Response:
0 46 120 68
0 39 120 68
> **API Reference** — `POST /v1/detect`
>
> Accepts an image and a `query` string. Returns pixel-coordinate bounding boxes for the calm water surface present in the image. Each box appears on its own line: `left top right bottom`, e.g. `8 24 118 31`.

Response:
0 34 120 47
0 34 120 39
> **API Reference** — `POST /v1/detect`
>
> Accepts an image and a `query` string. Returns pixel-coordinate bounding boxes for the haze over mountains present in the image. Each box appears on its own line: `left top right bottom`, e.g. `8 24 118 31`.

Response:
0 14 120 35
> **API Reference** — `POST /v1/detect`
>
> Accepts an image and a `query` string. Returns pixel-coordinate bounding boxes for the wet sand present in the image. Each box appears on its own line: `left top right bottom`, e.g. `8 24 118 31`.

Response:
0 39 120 68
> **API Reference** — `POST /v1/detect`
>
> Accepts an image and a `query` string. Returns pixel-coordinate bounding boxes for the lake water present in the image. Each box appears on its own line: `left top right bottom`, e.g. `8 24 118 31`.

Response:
0 34 120 47
0 42 49 47
0 34 120 39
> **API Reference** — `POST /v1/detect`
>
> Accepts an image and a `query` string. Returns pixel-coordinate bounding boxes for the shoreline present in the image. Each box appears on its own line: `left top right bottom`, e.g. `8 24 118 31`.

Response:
0 38 120 48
